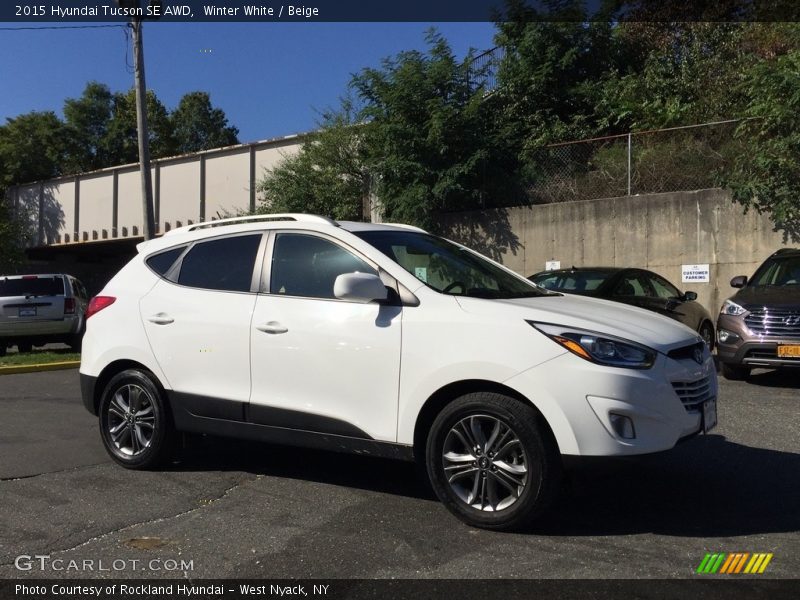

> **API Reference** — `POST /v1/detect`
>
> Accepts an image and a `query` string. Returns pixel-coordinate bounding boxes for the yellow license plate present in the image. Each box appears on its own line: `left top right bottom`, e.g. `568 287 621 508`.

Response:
777 345 800 358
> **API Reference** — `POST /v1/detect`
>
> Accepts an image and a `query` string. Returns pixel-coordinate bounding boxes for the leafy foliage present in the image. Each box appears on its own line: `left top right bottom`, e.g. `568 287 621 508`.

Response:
257 106 368 221
259 31 522 231
0 82 238 186
721 32 800 240
171 92 239 154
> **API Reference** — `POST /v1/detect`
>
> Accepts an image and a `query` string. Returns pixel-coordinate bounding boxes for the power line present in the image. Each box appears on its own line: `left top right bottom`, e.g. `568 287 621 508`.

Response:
0 24 127 31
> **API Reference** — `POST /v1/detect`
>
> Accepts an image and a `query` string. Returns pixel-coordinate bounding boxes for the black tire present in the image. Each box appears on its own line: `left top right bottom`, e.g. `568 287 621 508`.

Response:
17 342 33 354
69 335 83 352
699 322 715 352
721 362 750 381
98 369 172 469
425 392 562 531
0 345 6 357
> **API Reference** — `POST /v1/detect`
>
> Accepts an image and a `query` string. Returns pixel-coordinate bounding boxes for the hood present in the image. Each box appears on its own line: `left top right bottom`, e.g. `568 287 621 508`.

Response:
455 294 700 353
731 285 800 310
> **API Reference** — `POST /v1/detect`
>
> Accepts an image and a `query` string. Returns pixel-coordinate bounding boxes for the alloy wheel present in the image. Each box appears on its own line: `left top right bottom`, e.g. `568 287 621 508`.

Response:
441 414 529 512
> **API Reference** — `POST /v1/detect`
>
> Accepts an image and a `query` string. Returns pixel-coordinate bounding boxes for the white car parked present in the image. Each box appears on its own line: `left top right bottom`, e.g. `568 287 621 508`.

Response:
80 214 717 530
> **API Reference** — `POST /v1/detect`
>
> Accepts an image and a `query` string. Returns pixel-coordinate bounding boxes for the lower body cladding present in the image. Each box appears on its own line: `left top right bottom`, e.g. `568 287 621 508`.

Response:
80 351 716 465
504 351 718 457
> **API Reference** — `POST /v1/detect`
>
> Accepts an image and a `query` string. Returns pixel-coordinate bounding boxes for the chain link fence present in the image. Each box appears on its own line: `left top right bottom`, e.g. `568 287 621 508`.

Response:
527 119 745 204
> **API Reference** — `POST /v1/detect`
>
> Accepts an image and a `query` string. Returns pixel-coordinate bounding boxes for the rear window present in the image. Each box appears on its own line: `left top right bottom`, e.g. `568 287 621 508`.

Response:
0 276 65 297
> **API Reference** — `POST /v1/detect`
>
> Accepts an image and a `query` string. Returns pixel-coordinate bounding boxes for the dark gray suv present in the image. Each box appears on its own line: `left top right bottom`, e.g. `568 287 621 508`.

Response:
717 248 800 380
0 274 88 355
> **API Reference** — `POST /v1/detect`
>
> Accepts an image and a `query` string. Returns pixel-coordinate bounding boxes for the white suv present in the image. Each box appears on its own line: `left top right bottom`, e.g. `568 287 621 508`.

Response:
80 214 717 530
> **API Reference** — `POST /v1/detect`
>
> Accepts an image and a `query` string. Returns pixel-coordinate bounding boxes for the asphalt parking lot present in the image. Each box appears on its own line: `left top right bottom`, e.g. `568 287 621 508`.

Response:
0 368 798 580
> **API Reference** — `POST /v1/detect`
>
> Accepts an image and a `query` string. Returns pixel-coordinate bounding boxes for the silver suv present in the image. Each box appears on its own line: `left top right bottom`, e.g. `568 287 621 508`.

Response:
0 274 88 355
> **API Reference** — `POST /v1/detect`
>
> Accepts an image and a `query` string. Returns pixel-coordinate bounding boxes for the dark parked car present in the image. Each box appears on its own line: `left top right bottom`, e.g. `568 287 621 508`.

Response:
717 248 800 380
529 267 715 347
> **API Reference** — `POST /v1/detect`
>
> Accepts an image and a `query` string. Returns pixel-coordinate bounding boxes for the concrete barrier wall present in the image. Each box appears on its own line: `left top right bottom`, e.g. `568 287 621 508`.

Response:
9 134 305 246
439 188 800 316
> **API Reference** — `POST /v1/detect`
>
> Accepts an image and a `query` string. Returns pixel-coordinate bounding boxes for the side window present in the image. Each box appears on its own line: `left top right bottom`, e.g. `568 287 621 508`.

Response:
177 235 262 292
613 274 648 297
648 274 680 299
146 246 187 277
270 233 376 299
73 280 88 299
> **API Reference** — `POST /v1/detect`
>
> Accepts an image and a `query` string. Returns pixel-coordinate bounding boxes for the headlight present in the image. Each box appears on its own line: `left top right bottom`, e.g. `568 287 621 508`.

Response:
721 299 747 316
529 322 656 369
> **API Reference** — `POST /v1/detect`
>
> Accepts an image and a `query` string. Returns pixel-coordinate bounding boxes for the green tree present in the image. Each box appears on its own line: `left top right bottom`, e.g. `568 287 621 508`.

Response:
0 201 24 272
171 92 239 154
104 89 176 164
494 0 619 160
351 30 520 230
0 111 66 266
257 106 368 221
722 29 800 239
0 112 67 188
63 81 115 172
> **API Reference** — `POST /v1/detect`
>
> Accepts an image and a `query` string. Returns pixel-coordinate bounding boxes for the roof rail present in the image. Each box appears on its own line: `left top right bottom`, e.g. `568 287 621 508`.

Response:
380 222 427 233
164 213 339 235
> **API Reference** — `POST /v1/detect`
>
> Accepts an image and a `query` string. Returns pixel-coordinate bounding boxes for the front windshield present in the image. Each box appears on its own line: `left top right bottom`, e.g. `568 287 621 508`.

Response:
530 270 613 293
750 256 800 287
354 230 553 299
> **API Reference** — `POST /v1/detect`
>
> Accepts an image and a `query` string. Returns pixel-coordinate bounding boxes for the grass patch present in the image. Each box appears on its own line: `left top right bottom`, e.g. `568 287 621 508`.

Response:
0 349 81 367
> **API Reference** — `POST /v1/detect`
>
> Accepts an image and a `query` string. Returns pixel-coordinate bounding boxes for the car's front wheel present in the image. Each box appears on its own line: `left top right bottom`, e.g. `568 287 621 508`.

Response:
426 392 562 531
699 322 714 351
721 362 750 381
99 369 172 469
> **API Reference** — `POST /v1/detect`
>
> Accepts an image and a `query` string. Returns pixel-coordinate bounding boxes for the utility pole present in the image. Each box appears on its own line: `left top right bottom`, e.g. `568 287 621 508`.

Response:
131 18 156 240
119 0 156 239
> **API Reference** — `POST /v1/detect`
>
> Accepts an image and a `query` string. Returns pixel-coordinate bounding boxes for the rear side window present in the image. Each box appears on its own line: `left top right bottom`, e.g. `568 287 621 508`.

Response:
0 276 65 297
178 234 262 292
146 246 187 277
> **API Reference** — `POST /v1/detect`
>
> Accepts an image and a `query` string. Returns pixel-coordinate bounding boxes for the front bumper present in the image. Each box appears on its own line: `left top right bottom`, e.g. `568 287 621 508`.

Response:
505 350 717 457
717 314 800 368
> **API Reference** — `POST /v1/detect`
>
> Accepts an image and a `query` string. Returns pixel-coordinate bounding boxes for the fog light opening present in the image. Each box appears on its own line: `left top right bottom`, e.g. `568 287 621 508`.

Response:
609 413 636 440
717 329 740 344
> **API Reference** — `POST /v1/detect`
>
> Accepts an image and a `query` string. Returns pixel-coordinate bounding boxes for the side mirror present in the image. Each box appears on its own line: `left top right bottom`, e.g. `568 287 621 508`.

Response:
682 291 698 301
334 272 388 303
730 275 747 288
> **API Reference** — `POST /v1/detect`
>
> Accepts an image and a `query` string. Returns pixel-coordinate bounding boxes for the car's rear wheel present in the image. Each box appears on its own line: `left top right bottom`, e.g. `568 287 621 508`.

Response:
721 362 750 381
425 392 561 531
99 369 172 469
699 322 714 351
17 342 32 354
0 345 6 357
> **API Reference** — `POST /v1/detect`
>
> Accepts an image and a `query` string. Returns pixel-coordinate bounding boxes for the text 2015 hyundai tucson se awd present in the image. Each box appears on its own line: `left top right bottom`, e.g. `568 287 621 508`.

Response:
80 214 717 530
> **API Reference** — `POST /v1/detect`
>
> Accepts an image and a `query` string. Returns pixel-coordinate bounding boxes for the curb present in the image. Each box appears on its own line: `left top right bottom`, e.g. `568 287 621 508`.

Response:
0 361 81 375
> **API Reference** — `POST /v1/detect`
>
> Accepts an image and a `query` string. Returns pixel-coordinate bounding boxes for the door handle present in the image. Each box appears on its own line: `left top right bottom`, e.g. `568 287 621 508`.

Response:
256 321 288 334
147 314 174 325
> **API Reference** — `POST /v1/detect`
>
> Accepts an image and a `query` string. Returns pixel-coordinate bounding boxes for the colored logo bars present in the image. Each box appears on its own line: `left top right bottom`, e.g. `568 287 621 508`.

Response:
697 553 773 574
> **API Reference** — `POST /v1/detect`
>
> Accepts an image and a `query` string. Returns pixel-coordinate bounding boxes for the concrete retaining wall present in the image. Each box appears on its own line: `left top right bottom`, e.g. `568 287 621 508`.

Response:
439 188 799 316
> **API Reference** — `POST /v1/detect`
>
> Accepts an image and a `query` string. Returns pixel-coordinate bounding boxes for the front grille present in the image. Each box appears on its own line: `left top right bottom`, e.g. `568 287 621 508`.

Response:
744 309 800 338
672 376 713 413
